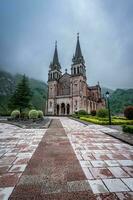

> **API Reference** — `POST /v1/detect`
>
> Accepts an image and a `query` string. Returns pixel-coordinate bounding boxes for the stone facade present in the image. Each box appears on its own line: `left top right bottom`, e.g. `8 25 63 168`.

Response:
46 35 105 115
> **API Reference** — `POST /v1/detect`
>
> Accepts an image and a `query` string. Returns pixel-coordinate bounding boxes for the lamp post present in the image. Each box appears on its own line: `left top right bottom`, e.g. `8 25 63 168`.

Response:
106 91 111 125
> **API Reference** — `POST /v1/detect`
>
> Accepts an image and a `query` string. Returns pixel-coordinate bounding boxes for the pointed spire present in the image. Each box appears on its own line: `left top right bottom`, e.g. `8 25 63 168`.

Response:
53 40 59 65
72 33 85 64
50 40 61 71
75 33 82 58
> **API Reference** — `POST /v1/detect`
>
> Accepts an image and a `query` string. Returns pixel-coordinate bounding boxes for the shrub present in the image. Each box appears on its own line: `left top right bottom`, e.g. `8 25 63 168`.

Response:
29 109 38 119
97 108 108 118
20 108 30 119
38 110 43 118
80 116 133 125
80 117 109 125
78 110 88 115
112 116 126 120
90 110 96 116
123 125 133 133
124 106 133 120
11 110 20 119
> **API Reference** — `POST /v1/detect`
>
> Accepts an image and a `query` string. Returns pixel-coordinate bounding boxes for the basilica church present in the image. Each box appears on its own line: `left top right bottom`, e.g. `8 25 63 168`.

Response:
46 34 105 115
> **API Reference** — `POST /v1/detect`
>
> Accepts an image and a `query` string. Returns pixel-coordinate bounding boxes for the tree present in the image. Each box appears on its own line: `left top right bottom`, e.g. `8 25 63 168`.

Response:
8 75 32 112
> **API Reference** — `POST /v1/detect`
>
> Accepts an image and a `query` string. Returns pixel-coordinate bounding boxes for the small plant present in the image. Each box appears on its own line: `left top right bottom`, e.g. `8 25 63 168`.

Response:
38 110 43 118
97 108 108 118
78 110 88 115
11 110 20 119
124 106 133 120
29 109 38 119
91 110 96 116
123 125 133 133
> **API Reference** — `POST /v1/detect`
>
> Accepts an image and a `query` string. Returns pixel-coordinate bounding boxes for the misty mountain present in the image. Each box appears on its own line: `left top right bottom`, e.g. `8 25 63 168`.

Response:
110 88 133 114
101 87 114 96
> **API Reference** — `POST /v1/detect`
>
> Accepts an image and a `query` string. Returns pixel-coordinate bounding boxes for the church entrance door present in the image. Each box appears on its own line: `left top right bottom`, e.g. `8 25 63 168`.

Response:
57 104 59 115
61 103 65 115
67 104 70 115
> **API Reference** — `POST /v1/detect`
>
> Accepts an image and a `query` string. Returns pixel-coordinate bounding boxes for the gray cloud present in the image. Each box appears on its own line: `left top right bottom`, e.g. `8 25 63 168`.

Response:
0 0 133 89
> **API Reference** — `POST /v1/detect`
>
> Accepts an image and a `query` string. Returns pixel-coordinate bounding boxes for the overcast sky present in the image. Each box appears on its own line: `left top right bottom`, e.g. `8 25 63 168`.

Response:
0 0 133 89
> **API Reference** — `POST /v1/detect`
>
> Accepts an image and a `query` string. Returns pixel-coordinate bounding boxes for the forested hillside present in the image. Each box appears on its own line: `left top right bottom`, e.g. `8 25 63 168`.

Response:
0 70 47 115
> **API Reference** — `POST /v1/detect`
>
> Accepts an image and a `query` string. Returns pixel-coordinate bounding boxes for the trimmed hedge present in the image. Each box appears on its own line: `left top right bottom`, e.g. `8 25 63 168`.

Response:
11 110 20 119
80 116 133 125
38 110 43 118
123 125 133 133
29 109 38 119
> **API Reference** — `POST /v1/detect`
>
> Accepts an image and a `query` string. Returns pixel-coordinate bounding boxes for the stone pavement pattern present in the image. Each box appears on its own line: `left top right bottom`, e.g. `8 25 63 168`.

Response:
0 118 133 199
61 118 133 199
9 119 97 199
0 123 46 200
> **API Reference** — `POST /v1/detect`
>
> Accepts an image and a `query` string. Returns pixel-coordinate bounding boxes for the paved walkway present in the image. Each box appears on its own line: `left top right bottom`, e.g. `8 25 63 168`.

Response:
61 118 133 199
0 123 46 199
0 118 133 199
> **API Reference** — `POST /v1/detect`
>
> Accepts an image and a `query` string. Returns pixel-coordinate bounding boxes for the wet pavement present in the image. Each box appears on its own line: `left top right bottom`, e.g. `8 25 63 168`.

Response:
0 118 133 199
61 118 133 199
0 123 46 199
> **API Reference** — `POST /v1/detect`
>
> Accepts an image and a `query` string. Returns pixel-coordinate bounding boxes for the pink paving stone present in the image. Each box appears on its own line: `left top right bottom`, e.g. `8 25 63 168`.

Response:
0 165 11 174
82 154 96 161
122 166 133 177
0 173 21 187
0 187 14 200
89 167 114 179
90 160 107 168
108 167 130 178
92 154 110 160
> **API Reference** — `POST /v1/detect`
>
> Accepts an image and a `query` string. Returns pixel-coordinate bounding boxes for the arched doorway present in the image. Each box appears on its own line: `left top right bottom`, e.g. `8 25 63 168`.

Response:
61 103 65 115
67 104 70 115
57 104 59 115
